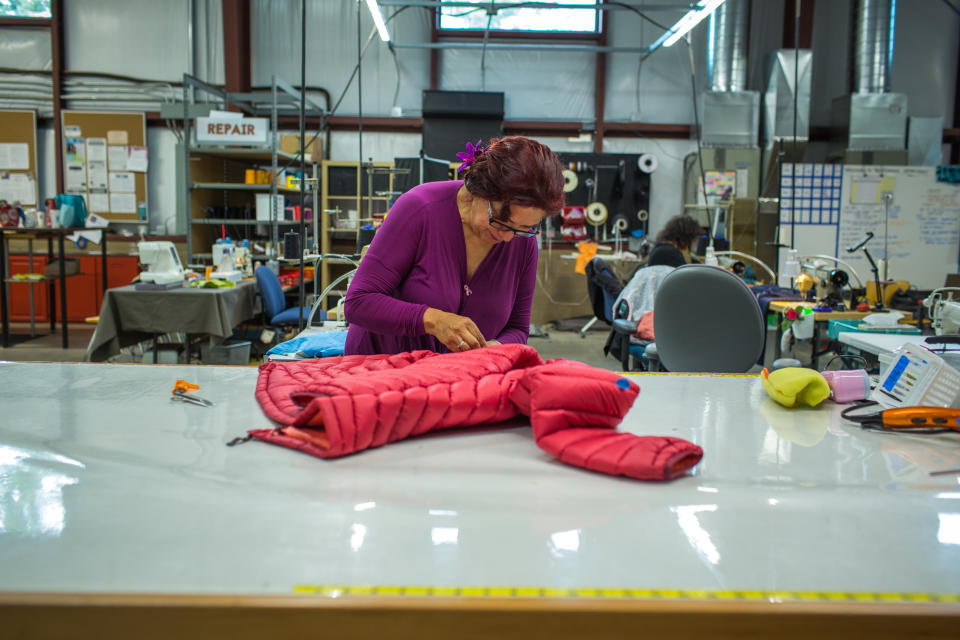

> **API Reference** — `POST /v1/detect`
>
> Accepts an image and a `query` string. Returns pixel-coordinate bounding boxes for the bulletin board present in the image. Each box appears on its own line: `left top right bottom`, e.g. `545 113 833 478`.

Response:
61 110 147 222
0 109 39 206
779 163 960 290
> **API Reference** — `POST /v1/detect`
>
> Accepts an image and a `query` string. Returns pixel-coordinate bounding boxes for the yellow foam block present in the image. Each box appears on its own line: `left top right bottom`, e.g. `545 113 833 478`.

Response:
761 367 830 408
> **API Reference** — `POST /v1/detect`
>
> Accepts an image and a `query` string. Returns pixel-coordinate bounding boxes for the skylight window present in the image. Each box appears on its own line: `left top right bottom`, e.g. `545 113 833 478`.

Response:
0 0 52 18
438 0 601 34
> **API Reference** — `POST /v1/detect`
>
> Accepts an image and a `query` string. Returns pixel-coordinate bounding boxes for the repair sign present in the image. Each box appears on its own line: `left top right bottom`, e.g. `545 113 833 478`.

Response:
196 117 269 145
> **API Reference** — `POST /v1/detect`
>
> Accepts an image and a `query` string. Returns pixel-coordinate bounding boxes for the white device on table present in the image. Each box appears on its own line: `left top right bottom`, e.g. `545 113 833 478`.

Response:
137 241 185 285
870 344 960 409
212 239 243 283
923 288 960 336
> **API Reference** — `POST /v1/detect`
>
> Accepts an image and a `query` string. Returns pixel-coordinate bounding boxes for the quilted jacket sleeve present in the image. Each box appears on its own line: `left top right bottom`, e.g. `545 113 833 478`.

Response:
509 360 703 481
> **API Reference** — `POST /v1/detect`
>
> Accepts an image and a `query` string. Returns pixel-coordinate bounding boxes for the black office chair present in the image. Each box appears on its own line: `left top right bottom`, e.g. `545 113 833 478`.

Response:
581 257 623 337
652 264 765 373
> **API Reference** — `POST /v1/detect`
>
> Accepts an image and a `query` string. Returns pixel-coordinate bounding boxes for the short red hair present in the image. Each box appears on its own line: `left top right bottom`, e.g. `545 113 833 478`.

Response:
461 136 565 218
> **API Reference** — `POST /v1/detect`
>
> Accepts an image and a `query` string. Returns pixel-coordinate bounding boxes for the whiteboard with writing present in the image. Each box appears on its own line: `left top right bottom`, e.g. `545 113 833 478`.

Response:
837 165 960 290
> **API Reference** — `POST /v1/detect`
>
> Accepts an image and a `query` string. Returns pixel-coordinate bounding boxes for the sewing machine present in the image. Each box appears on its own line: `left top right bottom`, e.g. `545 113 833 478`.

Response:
924 288 960 335
138 241 185 285
799 255 863 308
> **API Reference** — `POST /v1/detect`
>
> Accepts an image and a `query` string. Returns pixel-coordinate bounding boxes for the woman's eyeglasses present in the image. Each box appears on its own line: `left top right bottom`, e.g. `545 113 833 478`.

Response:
487 201 540 237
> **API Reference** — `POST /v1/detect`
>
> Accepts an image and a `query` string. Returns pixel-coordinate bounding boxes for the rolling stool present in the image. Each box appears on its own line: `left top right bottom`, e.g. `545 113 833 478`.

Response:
771 357 803 370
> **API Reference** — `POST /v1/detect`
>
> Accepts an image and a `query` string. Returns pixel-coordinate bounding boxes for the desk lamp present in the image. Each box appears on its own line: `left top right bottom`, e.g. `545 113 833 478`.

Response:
845 232 883 310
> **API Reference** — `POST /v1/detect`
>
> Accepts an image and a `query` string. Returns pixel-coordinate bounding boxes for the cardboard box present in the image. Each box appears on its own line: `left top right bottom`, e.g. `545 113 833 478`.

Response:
530 248 594 327
280 134 322 161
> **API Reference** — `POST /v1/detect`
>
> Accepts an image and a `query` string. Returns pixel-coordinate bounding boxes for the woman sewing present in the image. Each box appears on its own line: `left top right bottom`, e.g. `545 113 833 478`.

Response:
646 214 703 267
343 136 565 355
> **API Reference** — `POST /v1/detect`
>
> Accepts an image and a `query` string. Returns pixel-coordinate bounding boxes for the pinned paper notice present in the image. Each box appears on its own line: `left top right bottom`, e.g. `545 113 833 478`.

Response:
88 160 107 190
64 125 81 137
65 137 85 163
88 191 109 213
109 171 135 192
66 162 86 191
107 145 126 171
106 130 128 145
126 146 148 172
0 143 29 170
86 138 106 162
0 172 36 205
109 192 136 213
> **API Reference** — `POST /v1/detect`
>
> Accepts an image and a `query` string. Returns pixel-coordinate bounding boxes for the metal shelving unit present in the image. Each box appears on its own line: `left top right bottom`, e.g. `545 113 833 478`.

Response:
180 74 325 265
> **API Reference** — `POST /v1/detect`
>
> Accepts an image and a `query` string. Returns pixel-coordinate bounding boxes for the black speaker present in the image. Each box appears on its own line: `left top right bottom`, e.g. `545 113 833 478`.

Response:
283 231 301 260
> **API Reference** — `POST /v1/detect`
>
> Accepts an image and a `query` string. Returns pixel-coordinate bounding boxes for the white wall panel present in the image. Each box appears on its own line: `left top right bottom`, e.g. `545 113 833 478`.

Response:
603 136 695 236
810 0 959 127
604 0 708 124
251 0 431 117
36 126 56 203
891 0 959 120
809 1 851 127
0 27 51 70
440 47 594 121
147 127 180 234
194 0 224 85
328 131 422 163
64 0 189 81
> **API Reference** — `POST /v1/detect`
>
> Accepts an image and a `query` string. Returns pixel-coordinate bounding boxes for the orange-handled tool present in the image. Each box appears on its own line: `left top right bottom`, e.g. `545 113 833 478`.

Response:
171 380 214 407
173 379 200 395
880 407 960 430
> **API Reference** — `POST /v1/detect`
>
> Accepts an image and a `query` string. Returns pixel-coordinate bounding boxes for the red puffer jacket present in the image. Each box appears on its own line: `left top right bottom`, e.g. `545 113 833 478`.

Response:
249 344 702 481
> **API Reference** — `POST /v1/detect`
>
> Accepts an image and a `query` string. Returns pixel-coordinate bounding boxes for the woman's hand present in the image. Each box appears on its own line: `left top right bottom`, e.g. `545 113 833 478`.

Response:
423 308 487 352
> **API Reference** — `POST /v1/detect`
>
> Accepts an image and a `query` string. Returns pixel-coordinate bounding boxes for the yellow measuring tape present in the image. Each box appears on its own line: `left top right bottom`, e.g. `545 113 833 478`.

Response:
292 585 960 604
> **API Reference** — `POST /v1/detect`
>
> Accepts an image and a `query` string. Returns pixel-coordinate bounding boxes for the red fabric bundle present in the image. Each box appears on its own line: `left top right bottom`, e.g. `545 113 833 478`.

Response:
249 344 702 481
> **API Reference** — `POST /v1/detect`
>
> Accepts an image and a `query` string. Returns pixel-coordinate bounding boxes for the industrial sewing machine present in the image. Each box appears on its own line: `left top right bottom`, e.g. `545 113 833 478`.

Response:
138 241 185 285
798 255 863 308
924 288 960 335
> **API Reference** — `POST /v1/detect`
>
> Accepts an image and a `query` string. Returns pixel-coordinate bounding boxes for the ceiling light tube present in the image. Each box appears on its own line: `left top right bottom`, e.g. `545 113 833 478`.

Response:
364 0 391 43
651 0 727 49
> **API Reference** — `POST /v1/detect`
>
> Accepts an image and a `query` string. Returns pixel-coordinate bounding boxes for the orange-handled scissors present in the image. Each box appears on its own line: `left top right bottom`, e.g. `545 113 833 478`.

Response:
171 380 214 407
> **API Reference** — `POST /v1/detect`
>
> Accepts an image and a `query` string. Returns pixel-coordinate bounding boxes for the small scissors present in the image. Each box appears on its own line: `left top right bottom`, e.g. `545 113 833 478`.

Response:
170 379 214 407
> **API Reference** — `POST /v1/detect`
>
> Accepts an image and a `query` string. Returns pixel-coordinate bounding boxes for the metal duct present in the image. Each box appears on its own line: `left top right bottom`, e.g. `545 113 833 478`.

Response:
707 0 749 92
851 0 896 94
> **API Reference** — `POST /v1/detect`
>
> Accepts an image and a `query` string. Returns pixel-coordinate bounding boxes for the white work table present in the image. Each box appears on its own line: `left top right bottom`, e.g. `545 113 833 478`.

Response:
1 361 958 639
836 331 933 357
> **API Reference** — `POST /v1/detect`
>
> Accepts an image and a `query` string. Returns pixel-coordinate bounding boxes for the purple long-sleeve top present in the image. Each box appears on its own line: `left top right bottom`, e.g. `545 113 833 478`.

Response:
344 180 538 355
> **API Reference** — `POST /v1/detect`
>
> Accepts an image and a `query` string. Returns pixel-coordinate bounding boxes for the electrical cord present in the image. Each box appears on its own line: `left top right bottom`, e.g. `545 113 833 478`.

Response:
273 5 413 179
480 12 494 92
686 35 707 217
840 401 959 436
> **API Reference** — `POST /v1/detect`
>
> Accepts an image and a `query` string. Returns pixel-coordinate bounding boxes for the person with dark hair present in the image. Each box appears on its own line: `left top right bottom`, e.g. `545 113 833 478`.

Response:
344 136 565 355
646 214 703 267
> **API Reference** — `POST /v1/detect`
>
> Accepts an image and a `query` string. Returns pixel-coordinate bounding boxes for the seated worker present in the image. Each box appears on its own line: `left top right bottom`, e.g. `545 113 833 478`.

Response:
343 136 565 355
647 214 703 267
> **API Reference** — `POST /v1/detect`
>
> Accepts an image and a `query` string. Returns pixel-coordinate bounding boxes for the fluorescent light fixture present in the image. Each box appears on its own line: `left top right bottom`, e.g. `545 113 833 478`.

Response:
364 0 390 43
650 0 727 50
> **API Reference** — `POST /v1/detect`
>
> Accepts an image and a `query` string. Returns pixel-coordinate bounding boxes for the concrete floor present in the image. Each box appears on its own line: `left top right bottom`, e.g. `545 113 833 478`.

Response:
0 323 94 363
0 320 625 370
0 318 783 373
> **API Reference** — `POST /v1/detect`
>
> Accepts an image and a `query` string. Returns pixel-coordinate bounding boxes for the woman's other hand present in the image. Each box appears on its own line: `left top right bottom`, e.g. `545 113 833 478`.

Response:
423 308 487 352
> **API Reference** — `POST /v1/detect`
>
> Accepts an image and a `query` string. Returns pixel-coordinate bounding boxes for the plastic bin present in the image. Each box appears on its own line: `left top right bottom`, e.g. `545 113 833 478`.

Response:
827 319 921 340
201 340 252 365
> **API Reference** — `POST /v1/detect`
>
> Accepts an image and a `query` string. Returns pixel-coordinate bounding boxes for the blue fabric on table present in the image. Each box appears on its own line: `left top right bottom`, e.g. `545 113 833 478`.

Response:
266 330 348 358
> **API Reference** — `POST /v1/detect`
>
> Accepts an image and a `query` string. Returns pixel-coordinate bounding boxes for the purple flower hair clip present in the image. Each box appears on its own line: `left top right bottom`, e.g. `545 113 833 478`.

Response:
456 139 486 173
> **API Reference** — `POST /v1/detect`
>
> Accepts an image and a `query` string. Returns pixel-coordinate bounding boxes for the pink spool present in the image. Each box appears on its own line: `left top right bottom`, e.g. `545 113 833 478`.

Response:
821 369 871 404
